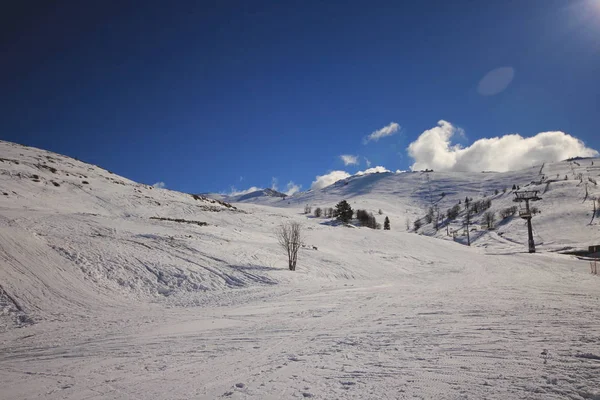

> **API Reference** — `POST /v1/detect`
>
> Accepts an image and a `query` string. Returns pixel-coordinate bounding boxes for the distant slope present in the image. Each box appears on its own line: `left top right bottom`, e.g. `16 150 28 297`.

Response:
249 162 600 253
202 188 288 204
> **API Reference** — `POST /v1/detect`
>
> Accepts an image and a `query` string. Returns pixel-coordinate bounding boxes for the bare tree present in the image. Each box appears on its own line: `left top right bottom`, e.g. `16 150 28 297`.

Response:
483 210 496 229
277 221 303 271
425 207 434 224
447 204 461 220
405 217 411 231
414 219 422 231
314 207 322 217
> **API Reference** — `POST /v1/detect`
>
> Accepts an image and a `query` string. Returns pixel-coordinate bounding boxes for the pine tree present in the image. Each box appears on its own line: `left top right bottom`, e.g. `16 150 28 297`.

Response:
334 200 353 223
384 216 390 230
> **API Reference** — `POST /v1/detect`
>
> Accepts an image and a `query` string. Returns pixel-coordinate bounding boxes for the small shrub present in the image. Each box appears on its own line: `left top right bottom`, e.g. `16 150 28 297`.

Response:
425 207 434 224
413 219 422 230
82 181 89 184
500 206 518 219
51 181 60 187
447 204 461 220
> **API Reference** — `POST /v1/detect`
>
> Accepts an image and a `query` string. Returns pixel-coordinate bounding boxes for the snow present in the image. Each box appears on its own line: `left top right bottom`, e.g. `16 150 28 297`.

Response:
1 140 599 399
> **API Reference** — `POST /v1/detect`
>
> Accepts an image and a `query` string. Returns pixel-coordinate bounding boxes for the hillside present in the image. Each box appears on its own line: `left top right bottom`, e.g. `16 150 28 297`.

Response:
1 140 599 400
246 161 600 254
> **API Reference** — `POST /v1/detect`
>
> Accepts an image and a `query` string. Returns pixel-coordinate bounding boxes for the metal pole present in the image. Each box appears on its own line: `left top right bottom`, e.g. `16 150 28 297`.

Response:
527 217 535 253
525 199 535 253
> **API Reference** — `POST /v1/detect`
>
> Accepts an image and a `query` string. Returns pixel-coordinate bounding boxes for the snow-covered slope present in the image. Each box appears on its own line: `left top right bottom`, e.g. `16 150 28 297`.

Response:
202 187 288 204
250 161 600 254
1 140 600 400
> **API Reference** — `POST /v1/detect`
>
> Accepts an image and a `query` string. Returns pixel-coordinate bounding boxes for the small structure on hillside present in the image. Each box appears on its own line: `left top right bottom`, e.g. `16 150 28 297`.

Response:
514 190 542 253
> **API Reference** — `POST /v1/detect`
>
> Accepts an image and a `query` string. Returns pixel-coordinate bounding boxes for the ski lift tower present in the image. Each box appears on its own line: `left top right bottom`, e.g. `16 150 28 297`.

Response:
514 190 542 253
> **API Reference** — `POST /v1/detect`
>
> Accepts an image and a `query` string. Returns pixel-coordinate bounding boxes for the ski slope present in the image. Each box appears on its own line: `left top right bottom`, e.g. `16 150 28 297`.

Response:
223 159 600 254
1 140 599 399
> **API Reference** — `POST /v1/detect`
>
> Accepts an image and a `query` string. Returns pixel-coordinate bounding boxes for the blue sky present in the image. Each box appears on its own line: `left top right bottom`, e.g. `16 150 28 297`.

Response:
2 0 599 194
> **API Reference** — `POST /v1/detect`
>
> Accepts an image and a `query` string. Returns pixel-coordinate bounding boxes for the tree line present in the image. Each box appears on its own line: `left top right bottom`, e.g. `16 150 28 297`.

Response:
306 200 390 230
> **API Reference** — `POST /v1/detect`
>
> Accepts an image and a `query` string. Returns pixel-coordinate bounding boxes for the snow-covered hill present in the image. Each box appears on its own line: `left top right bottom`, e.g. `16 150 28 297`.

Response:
203 187 288 204
247 160 600 254
1 140 600 400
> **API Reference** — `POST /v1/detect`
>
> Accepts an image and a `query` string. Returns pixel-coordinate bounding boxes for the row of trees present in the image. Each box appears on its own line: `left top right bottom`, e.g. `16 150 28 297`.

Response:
313 207 334 218
356 209 382 229
309 201 391 230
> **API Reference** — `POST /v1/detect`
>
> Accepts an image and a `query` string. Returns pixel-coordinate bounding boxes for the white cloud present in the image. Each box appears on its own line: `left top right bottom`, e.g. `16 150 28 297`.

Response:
407 120 599 172
364 157 372 167
152 181 166 189
340 154 359 166
364 122 400 144
311 170 351 190
271 177 278 191
395 169 407 174
355 166 391 176
284 181 301 196
229 186 261 196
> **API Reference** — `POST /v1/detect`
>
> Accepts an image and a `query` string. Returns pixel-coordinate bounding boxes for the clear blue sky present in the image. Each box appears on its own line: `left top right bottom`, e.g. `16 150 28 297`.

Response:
2 1 599 194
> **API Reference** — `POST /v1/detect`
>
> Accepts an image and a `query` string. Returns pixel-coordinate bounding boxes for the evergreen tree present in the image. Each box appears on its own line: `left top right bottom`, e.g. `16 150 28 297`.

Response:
384 216 390 230
334 200 353 223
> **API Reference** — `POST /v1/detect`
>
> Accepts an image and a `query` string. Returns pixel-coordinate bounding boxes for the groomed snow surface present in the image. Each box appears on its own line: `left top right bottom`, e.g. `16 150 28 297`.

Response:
1 140 599 399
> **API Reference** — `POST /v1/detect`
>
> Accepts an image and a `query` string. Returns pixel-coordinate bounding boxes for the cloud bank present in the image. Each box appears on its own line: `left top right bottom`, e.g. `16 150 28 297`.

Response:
152 181 166 189
229 186 261 196
310 167 395 190
284 181 301 196
364 122 400 144
311 170 351 190
355 166 391 176
408 120 598 172
340 154 359 166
